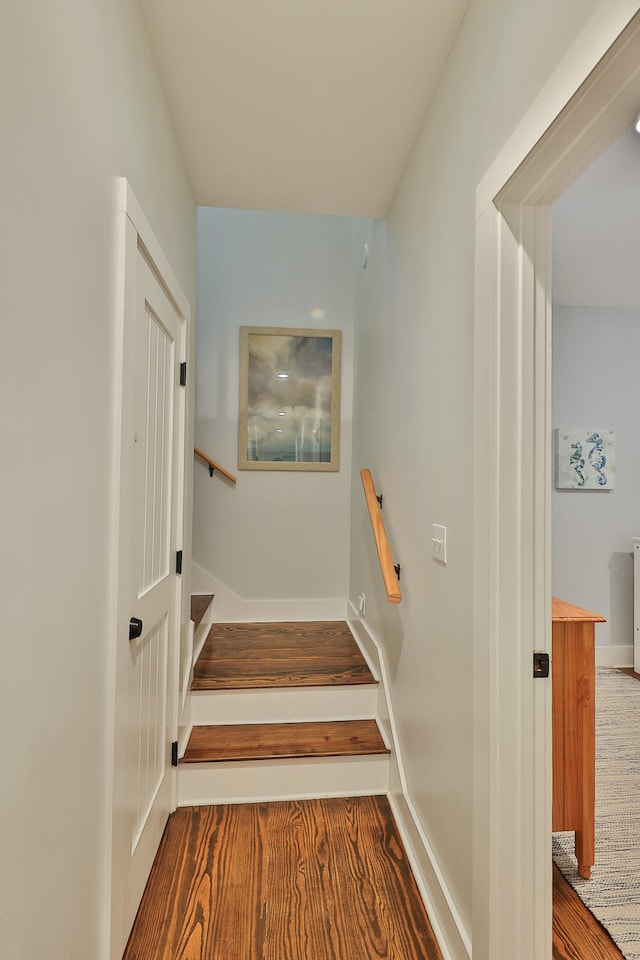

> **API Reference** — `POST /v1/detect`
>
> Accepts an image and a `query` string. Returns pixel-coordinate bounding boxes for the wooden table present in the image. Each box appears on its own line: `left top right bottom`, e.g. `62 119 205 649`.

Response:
552 597 605 880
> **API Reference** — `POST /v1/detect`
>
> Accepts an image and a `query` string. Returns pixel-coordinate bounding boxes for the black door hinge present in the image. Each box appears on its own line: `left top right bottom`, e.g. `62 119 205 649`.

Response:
171 741 179 767
179 362 187 386
533 652 550 678
176 550 183 575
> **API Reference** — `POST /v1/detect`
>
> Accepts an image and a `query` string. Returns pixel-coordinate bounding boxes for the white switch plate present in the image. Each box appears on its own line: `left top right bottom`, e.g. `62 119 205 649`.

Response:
432 524 447 564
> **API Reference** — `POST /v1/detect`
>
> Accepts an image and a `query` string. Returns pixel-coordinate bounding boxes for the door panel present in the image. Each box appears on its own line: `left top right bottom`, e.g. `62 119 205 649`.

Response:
111 227 185 959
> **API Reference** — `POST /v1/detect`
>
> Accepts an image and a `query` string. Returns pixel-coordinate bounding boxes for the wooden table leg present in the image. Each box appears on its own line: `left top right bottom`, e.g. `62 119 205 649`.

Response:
552 601 599 881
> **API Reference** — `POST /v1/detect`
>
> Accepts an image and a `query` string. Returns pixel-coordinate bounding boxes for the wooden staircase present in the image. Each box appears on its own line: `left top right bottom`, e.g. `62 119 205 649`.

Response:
179 605 390 805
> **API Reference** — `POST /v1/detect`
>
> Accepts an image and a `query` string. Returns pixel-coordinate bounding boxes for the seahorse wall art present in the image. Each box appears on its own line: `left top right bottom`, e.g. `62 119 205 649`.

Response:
555 429 615 490
569 440 586 487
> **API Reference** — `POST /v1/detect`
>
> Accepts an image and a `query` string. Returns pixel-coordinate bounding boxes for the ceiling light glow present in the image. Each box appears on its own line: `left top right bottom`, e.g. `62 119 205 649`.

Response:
277 372 289 379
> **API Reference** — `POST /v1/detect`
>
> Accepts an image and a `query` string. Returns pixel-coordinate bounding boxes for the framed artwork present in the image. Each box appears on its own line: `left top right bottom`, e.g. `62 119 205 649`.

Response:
555 428 615 489
238 326 341 471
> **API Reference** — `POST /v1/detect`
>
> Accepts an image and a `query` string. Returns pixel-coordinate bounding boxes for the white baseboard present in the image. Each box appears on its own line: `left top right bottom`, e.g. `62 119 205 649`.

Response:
596 644 633 667
388 791 471 960
191 597 216 669
347 603 471 960
181 619 195 714
191 562 348 621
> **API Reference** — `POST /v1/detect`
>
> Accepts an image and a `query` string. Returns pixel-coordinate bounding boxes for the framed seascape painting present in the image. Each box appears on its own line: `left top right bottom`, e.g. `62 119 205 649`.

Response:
238 326 341 471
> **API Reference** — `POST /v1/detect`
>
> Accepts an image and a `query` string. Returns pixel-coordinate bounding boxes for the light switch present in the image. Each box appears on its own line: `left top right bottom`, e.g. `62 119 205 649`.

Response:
432 524 447 565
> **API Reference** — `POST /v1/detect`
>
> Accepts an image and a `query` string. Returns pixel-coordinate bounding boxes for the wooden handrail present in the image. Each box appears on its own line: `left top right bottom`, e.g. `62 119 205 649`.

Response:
194 447 237 484
360 469 402 604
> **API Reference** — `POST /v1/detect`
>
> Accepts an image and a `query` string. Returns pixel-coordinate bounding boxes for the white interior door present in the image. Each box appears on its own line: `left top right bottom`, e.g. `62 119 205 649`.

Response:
110 188 186 959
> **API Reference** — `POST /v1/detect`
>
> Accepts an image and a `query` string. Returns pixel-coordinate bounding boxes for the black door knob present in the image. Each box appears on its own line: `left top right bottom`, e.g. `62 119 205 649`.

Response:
129 617 143 641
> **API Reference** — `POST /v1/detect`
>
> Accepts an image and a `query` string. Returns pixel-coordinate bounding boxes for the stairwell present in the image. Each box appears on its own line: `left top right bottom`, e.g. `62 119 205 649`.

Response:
179 598 391 805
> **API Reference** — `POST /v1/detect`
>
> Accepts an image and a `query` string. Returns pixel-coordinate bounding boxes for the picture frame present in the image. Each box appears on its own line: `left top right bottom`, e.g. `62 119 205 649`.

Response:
554 428 615 490
238 326 341 471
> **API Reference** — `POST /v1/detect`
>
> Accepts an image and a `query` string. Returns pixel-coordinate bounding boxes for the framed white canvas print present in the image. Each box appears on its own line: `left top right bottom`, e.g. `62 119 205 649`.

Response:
555 429 615 490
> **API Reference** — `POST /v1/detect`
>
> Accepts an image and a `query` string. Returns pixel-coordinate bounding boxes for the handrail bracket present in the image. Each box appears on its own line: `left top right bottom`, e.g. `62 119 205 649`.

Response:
194 446 237 485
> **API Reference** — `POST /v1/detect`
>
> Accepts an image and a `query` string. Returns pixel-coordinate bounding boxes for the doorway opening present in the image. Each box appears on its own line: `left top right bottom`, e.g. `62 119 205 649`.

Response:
473 10 640 960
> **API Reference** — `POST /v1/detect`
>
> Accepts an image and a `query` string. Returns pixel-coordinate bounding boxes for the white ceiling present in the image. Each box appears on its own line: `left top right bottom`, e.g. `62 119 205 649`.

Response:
138 0 470 217
553 126 640 309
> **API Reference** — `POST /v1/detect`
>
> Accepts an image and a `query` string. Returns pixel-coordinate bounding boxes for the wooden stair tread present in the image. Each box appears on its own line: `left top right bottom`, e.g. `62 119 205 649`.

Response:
182 720 389 763
190 594 214 631
192 621 377 690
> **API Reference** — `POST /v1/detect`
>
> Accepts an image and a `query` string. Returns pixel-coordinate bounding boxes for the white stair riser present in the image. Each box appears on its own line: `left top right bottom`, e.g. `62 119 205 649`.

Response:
178 754 390 806
190 683 378 725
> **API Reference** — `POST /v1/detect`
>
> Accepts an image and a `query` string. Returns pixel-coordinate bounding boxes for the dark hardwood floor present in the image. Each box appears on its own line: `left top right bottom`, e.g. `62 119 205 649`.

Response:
192 621 377 690
179 616 626 958
553 865 624 959
182 719 390 763
123 795 443 960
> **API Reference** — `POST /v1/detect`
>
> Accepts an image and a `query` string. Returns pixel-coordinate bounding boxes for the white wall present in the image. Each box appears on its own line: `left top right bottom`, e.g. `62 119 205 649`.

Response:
553 127 640 310
194 208 354 604
348 0 612 948
552 307 640 658
0 4 196 959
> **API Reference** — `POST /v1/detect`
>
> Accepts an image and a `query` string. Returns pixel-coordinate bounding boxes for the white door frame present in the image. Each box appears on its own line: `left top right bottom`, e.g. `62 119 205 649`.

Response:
104 179 190 960
473 6 640 958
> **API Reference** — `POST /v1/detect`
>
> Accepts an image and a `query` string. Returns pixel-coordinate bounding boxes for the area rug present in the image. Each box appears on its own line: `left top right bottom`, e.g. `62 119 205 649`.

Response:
553 667 640 959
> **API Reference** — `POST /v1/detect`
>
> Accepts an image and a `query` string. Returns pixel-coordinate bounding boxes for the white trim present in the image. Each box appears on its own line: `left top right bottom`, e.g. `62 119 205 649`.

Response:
191 561 348 621
473 8 640 959
472 201 554 960
178 720 193 761
102 178 130 960
596 645 633 668
192 614 211 663
476 2 640 211
123 182 190 320
389 792 471 960
181 619 195 713
348 608 471 960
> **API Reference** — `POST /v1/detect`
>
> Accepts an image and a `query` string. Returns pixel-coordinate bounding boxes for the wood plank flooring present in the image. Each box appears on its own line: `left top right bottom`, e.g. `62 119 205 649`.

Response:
123 795 443 960
192 621 377 690
552 865 624 959
182 720 390 763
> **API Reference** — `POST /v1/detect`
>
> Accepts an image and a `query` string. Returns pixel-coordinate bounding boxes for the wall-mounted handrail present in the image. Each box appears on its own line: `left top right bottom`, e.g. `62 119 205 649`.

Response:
360 468 402 604
194 447 237 485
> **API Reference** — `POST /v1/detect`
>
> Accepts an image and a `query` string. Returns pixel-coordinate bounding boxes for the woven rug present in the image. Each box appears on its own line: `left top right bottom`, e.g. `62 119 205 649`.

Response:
553 667 640 959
